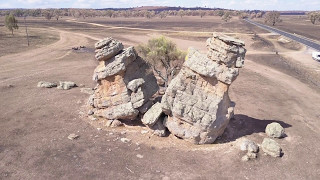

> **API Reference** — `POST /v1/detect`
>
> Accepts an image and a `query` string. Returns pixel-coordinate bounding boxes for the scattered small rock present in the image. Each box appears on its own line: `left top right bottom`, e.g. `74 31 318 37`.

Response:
240 139 259 153
261 138 282 157
97 128 102 131
242 152 257 162
110 119 123 127
136 154 144 159
57 81 77 90
141 130 149 134
68 133 79 140
246 152 257 159
37 81 57 88
265 122 285 138
120 131 126 135
120 138 131 143
241 155 250 162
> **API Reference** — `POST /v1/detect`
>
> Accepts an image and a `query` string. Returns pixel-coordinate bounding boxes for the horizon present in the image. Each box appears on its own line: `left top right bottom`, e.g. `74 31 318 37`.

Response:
0 0 319 11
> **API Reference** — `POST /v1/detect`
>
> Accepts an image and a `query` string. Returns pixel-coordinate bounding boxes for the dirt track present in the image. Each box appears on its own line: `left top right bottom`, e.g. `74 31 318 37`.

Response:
0 22 320 179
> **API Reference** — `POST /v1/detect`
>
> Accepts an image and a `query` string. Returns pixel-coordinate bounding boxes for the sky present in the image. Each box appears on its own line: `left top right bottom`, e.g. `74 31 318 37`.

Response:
0 0 319 11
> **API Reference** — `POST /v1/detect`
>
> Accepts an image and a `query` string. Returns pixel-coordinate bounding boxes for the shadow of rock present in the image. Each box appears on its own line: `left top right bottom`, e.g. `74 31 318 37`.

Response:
217 114 291 143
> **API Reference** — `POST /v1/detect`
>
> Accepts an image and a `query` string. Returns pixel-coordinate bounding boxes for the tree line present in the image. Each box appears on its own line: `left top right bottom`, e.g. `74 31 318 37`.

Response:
0 8 266 21
2 9 318 25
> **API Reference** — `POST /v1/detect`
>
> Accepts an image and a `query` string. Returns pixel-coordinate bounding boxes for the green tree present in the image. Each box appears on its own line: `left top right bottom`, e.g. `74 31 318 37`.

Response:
264 11 282 26
5 14 19 35
136 36 185 88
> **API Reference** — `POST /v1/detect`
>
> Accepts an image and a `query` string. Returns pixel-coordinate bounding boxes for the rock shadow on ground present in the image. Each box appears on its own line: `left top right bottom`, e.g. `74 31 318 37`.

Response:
218 114 291 143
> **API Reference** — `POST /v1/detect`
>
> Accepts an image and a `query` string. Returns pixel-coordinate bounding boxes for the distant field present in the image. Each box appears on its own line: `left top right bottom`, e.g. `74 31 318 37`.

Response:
0 17 59 57
81 16 267 34
254 15 320 42
0 16 268 57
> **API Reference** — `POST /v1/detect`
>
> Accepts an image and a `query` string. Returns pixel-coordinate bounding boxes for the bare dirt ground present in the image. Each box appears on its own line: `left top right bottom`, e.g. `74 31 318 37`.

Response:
0 16 320 179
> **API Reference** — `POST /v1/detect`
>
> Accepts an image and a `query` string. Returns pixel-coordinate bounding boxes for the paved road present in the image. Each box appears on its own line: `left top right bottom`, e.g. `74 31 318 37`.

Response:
245 19 320 51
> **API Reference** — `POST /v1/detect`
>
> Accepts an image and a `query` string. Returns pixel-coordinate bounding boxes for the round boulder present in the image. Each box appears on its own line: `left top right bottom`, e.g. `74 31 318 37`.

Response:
265 122 285 138
261 138 282 157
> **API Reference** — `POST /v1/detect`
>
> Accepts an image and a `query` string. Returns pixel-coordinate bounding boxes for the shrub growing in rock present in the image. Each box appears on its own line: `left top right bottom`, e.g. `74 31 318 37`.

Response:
136 36 185 88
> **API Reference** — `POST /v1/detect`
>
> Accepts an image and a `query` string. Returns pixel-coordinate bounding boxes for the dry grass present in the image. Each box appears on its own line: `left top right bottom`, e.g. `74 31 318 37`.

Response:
0 26 59 57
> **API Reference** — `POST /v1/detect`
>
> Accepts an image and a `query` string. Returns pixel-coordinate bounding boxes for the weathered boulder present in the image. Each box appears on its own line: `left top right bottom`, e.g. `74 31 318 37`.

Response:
93 47 137 81
95 38 124 61
37 81 57 88
95 102 139 120
261 138 282 157
89 38 158 122
57 81 77 90
161 33 245 144
265 122 285 138
185 47 239 84
142 102 163 126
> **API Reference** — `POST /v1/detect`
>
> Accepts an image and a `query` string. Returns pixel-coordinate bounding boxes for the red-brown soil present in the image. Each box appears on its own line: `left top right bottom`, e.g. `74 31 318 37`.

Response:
0 17 319 179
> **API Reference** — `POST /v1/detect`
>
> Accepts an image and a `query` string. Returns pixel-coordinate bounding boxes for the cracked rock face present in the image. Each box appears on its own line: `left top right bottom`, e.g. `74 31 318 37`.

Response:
161 33 246 144
89 37 158 121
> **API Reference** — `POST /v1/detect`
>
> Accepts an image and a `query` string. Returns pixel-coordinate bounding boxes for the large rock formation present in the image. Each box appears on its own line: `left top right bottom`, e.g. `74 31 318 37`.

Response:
161 33 246 144
88 38 158 121
87 34 246 145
